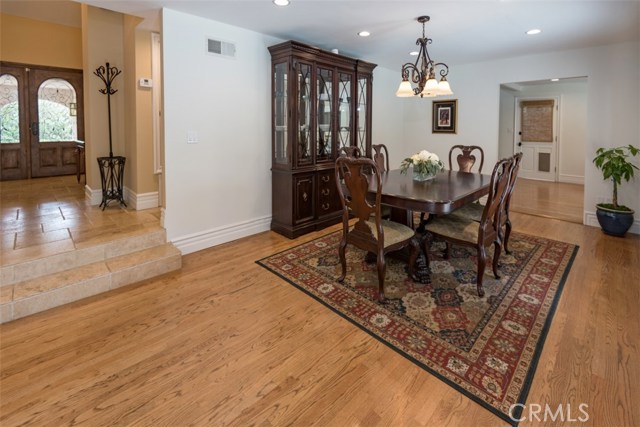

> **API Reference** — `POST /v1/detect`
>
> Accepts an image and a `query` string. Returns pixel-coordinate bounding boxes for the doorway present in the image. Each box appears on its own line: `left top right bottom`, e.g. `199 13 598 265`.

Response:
498 77 587 223
0 62 84 180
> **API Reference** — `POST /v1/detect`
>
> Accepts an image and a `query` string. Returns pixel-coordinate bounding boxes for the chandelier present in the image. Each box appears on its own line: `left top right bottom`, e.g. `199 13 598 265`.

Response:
396 16 453 98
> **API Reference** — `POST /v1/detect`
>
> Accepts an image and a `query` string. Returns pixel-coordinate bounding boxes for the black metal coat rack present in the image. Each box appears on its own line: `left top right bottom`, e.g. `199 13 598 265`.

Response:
94 62 127 210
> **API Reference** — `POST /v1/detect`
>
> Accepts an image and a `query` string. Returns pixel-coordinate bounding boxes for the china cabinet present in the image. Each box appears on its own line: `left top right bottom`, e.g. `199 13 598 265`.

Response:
269 40 376 238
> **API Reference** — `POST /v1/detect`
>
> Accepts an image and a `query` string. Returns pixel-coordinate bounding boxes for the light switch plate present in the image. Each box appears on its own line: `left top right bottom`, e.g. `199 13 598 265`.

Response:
187 131 198 144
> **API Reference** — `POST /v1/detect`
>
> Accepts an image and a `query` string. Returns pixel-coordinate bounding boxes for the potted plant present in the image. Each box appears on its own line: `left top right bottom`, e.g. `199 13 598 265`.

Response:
593 144 639 236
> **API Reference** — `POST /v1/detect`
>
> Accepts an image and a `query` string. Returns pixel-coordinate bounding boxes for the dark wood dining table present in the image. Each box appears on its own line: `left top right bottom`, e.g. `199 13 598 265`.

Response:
370 169 492 225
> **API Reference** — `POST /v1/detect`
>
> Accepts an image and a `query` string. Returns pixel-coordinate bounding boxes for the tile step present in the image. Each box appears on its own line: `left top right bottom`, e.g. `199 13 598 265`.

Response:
0 243 181 323
1 227 167 287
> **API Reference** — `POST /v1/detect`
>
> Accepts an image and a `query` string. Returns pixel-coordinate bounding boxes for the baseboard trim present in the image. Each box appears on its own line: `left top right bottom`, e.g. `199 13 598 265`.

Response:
124 188 159 210
84 185 102 206
172 216 272 255
558 174 584 185
84 185 158 210
584 210 640 235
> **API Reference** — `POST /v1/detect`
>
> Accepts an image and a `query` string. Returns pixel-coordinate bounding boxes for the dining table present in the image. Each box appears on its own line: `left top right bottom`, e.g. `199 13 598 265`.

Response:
369 168 492 227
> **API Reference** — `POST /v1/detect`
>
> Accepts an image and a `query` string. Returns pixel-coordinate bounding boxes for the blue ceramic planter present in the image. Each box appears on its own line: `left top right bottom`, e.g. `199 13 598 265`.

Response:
596 206 635 237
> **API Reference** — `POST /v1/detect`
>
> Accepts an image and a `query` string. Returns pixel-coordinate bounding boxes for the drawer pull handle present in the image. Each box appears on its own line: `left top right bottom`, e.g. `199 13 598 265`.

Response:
321 175 330 183
321 188 330 196
322 203 330 210
302 192 308 202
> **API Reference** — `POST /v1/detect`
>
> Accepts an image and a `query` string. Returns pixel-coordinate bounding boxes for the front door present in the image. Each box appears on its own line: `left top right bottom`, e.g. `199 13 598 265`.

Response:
0 62 84 180
515 97 558 181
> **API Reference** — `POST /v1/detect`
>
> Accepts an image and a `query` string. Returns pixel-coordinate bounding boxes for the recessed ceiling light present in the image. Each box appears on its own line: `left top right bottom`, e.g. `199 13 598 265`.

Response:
273 0 289 6
551 78 560 82
358 31 370 37
409 51 419 56
526 29 542 35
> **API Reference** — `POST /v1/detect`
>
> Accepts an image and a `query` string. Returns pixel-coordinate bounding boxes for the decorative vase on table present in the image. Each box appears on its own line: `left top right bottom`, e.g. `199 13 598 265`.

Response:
400 149 444 181
412 168 436 181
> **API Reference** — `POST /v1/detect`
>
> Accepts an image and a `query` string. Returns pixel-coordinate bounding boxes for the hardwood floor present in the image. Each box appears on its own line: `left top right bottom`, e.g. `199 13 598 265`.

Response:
510 178 584 224
1 184 639 426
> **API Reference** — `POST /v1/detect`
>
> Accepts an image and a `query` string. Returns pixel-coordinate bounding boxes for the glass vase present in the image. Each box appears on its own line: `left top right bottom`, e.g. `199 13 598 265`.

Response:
413 169 436 181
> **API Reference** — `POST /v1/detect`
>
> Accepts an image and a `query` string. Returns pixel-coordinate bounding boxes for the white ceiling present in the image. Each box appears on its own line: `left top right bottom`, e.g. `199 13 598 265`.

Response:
1 1 638 70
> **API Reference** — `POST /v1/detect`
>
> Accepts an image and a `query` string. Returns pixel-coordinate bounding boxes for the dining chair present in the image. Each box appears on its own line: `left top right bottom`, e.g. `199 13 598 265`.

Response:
423 157 514 297
335 156 419 303
372 144 390 172
418 145 486 228
449 145 484 173
454 152 523 254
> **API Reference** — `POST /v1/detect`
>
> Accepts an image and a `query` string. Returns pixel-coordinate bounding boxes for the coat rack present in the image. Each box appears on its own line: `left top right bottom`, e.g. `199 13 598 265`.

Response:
94 62 127 210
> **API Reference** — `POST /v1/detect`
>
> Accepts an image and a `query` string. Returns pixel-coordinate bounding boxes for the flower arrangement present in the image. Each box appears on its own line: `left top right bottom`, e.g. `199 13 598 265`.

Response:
400 150 444 180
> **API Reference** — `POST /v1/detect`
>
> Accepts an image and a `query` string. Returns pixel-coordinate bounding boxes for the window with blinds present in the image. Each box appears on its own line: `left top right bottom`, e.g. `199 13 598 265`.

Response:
520 99 554 142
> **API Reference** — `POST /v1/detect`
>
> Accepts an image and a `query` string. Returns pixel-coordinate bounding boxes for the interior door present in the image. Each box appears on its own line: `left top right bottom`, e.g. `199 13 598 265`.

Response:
0 65 29 180
516 98 557 181
29 67 84 178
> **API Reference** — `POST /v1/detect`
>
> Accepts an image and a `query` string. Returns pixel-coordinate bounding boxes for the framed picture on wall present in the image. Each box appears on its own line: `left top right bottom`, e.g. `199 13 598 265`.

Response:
432 99 457 134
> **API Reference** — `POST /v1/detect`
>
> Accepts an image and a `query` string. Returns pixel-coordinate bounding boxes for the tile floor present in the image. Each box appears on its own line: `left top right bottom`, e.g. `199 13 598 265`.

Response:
1 175 162 268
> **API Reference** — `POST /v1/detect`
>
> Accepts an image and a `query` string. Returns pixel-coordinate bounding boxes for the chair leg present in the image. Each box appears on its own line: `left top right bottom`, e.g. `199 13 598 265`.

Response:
476 245 487 297
376 249 386 302
492 240 502 279
407 236 419 281
445 242 452 259
504 219 513 254
337 239 347 282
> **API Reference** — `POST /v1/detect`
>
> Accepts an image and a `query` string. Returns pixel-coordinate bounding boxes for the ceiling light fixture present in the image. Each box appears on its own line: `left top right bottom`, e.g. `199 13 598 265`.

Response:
550 78 560 82
358 31 370 37
396 16 452 98
526 28 542 35
273 0 289 6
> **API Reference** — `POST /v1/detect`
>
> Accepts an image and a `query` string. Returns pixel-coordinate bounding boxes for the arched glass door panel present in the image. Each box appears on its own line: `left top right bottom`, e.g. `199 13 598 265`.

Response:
37 78 78 142
0 74 20 143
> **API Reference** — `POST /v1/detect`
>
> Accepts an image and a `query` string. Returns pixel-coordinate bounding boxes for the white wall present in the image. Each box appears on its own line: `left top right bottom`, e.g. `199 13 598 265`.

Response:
402 41 640 233
162 9 281 253
371 66 406 168
498 88 516 160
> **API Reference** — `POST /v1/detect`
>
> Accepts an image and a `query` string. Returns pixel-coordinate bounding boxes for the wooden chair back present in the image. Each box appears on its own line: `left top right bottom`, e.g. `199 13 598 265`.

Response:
339 146 362 158
371 144 390 173
503 152 523 217
449 145 484 173
478 157 513 243
335 156 383 245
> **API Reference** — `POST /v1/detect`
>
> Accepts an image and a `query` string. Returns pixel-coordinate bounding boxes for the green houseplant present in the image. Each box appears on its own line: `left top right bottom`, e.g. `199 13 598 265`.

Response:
593 144 639 236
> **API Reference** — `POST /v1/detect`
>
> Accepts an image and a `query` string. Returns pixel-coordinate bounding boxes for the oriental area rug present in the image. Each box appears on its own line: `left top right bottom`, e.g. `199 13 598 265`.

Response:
257 231 578 425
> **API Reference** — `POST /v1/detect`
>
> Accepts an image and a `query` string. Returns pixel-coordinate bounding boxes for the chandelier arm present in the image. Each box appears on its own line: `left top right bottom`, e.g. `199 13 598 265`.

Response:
433 62 450 77
401 63 422 85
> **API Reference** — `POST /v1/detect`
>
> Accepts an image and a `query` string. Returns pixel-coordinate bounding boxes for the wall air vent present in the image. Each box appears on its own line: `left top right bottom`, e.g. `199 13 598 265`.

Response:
207 37 236 58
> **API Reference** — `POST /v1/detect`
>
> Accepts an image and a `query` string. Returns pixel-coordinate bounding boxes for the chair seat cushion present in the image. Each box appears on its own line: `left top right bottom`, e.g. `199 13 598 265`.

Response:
455 203 483 222
427 213 479 243
365 219 415 247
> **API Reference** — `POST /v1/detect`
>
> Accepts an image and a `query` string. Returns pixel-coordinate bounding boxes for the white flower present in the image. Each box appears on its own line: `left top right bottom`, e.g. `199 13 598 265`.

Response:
418 150 431 161
428 152 439 162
